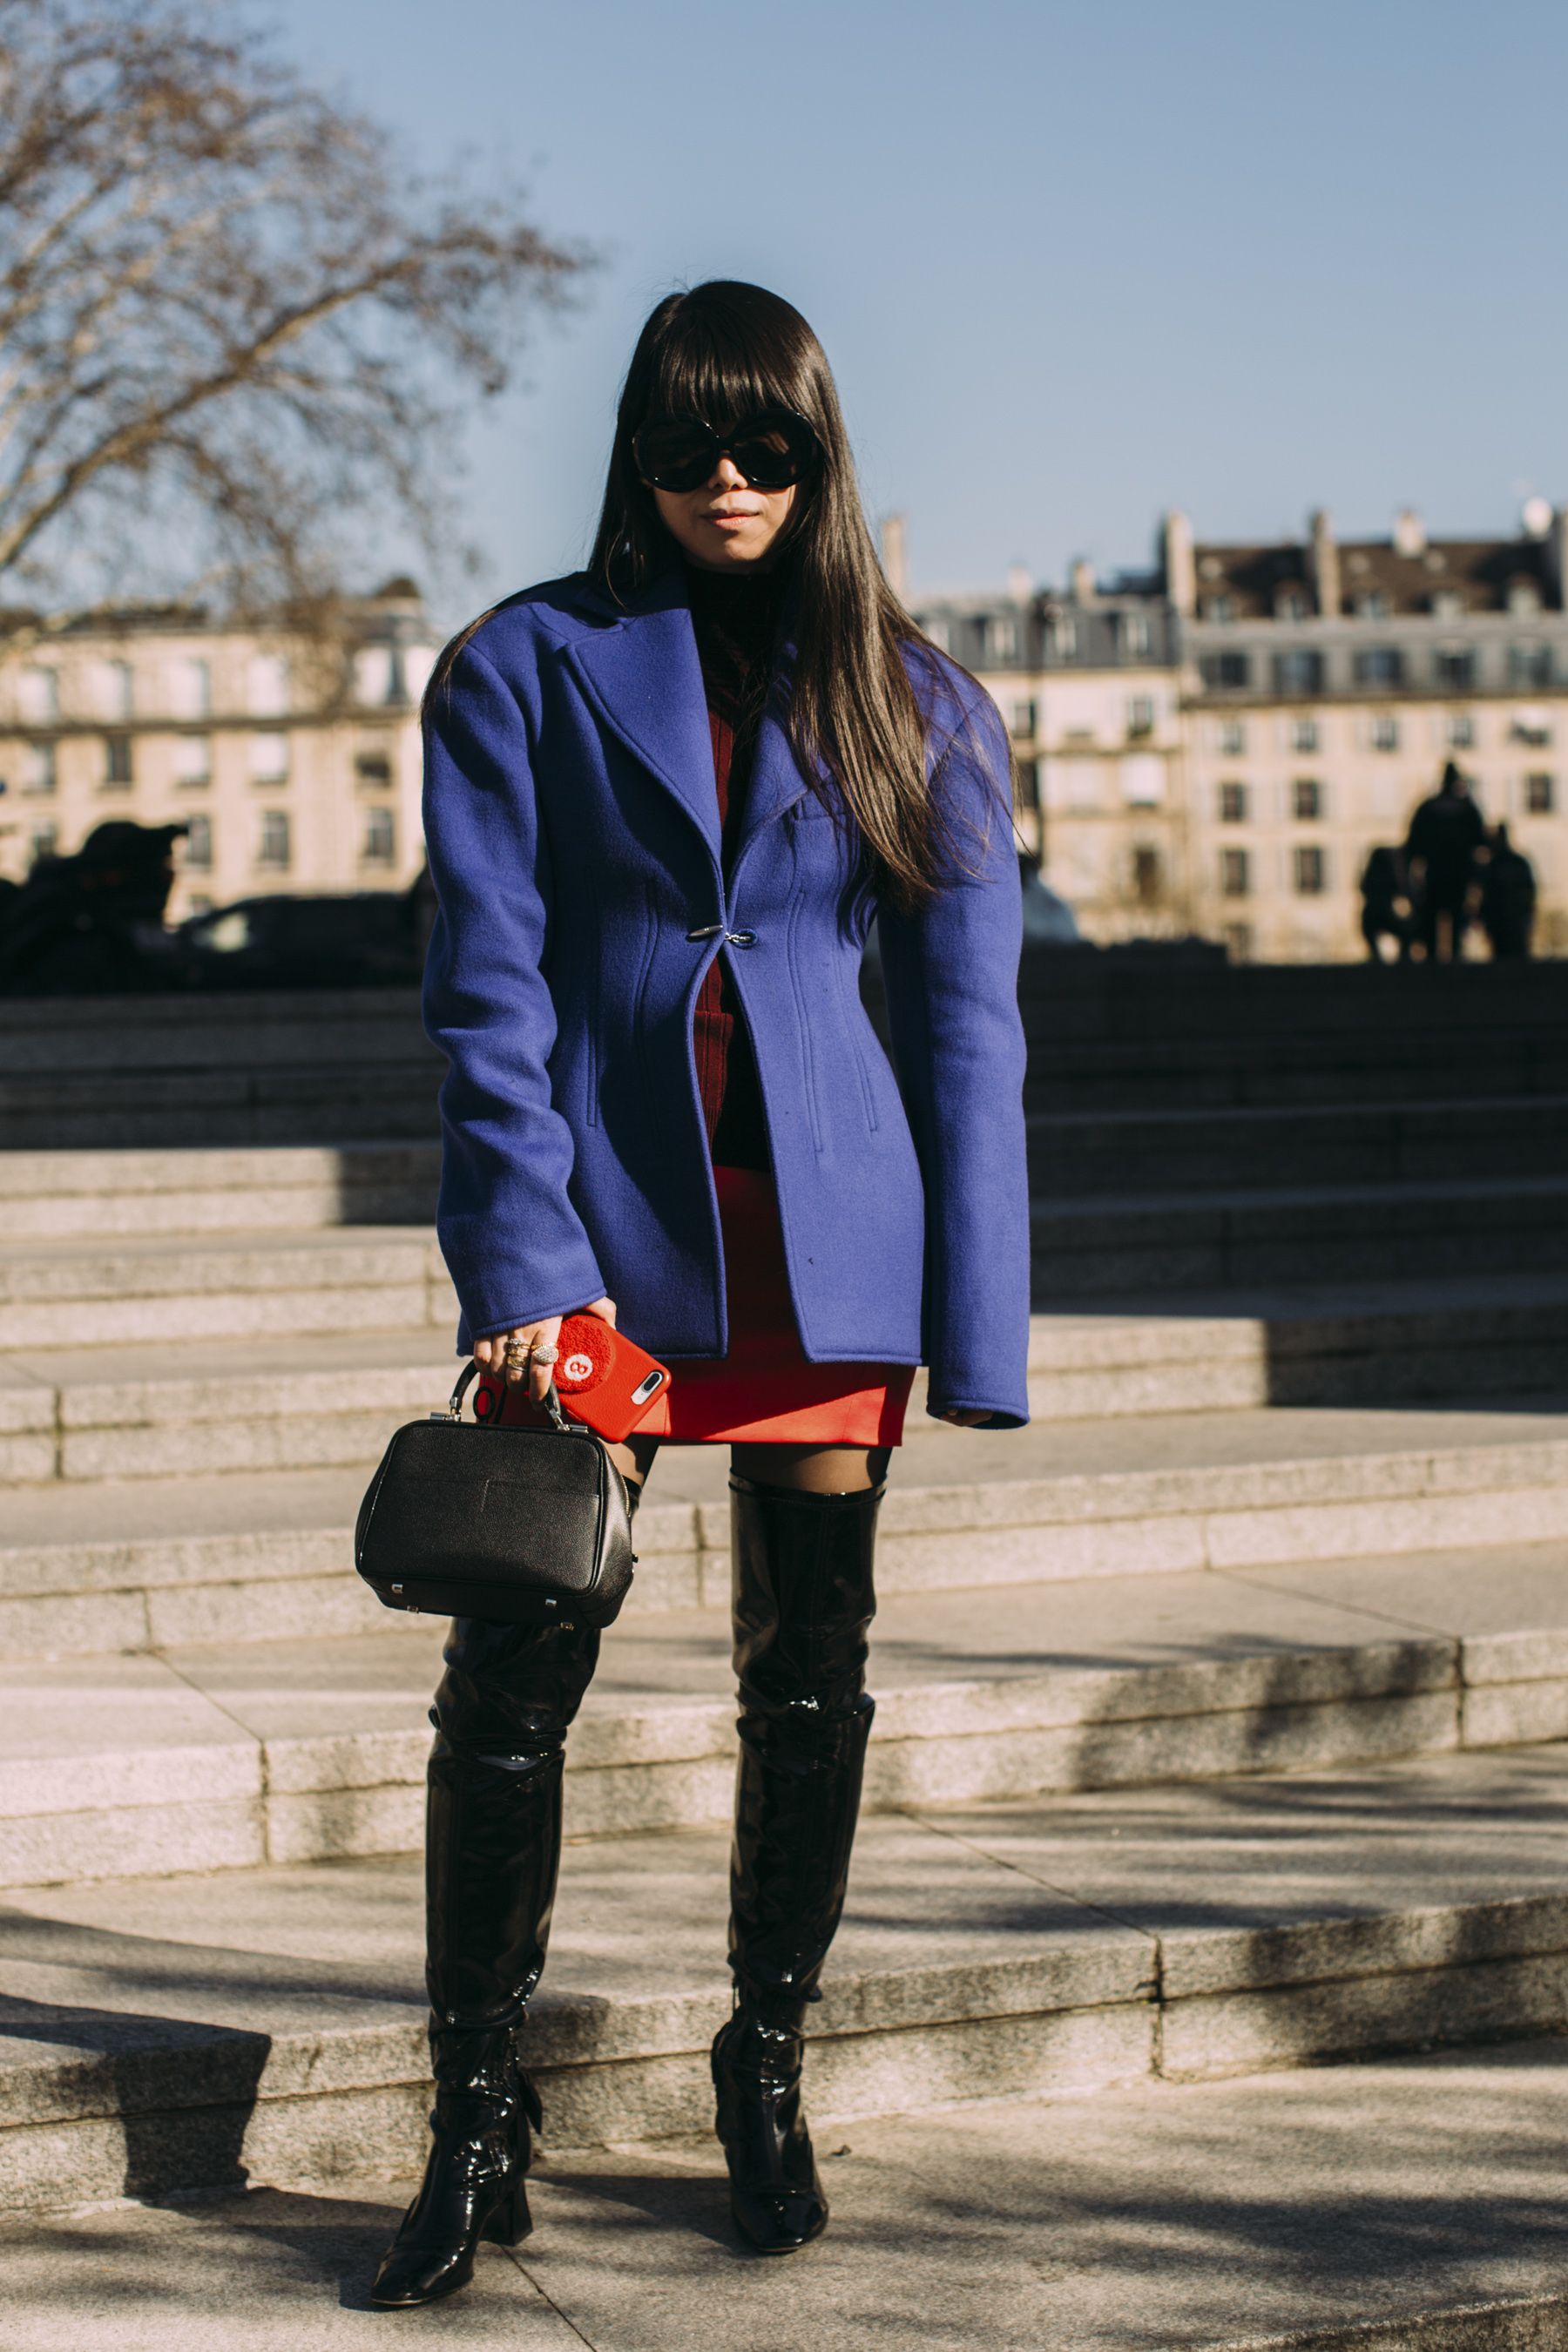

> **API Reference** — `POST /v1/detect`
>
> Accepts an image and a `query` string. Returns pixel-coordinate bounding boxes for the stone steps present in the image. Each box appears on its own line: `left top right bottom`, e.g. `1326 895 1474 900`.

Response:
1 1525 1564 1888
1031 1173 1568 1295
3 1736 1567 2211
7 1277 1568 1492
4 1396 1566 1651
1026 1092 1568 1195
0 1145 439 1240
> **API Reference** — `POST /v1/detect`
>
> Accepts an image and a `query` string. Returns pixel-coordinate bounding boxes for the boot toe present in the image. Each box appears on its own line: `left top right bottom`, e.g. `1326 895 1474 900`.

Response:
370 2238 476 2308
730 2182 829 2254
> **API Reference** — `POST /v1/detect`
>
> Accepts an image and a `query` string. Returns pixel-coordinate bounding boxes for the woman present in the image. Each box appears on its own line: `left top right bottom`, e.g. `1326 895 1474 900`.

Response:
373 280 1028 2308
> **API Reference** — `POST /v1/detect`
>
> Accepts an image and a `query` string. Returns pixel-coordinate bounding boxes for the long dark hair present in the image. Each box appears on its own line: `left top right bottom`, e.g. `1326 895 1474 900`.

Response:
592 280 970 911
429 281 1001 910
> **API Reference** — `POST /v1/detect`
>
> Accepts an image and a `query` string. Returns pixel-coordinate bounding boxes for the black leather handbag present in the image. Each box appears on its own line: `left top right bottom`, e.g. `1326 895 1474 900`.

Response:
355 1362 636 1627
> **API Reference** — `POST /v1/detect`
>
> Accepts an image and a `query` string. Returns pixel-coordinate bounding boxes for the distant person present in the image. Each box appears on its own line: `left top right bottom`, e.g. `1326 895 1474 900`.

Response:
1359 844 1414 962
1479 823 1537 959
1404 762 1486 962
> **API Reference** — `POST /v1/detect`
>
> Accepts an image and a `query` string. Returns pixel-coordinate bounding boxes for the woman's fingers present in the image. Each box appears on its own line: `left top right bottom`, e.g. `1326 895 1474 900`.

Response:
524 1317 564 1401
581 1296 618 1328
941 1409 990 1429
475 1301 618 1402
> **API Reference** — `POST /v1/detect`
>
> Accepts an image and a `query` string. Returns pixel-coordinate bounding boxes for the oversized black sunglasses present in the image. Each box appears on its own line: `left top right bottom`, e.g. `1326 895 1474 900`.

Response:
632 408 821 495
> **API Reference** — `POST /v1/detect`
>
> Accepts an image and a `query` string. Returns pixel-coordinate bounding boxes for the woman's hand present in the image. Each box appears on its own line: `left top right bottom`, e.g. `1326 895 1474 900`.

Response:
475 1297 618 1404
940 1408 990 1429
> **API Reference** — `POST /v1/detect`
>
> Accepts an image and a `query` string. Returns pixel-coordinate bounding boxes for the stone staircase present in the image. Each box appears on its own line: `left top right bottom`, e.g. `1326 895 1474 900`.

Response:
1 1138 1567 2224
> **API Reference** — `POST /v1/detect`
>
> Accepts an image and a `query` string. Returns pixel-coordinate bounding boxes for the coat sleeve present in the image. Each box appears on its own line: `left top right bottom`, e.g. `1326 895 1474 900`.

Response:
875 679 1030 1427
421 639 607 1346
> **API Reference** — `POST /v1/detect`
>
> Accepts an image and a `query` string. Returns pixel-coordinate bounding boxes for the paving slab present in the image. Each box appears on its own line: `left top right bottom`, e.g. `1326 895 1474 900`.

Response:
7 2045 1568 2348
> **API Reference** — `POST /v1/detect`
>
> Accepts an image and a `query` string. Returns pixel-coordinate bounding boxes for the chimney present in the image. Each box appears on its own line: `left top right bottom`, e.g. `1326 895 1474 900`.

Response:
1308 510 1340 618
1070 558 1096 605
1392 508 1426 558
880 513 908 598
1007 562 1032 601
1547 509 1568 611
1162 510 1195 616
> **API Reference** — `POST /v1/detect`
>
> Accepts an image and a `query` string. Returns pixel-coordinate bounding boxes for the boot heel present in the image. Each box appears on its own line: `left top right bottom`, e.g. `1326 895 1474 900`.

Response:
483 2171 532 2247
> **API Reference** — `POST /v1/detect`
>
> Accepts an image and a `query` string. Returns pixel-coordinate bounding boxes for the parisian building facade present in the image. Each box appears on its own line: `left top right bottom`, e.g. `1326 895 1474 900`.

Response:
909 507 1568 956
0 581 439 924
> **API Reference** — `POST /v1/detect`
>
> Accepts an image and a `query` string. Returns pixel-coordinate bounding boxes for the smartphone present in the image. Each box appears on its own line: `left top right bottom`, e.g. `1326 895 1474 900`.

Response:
474 1315 671 1444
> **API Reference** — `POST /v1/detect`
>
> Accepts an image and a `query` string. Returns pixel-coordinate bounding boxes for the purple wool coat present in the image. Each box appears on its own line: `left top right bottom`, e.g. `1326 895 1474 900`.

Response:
421 564 1030 1426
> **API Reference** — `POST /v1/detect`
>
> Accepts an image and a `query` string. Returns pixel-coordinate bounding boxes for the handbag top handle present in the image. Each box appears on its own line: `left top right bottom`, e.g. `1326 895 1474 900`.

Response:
435 1358 571 1436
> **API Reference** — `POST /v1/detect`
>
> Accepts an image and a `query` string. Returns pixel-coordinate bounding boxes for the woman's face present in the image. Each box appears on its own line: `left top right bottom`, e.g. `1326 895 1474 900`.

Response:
649 452 797 574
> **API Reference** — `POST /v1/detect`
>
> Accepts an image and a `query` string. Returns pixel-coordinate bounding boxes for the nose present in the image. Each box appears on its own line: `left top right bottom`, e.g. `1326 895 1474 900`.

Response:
708 454 747 491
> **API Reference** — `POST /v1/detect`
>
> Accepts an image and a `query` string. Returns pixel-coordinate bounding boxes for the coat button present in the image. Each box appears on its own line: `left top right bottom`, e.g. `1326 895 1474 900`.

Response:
727 929 757 948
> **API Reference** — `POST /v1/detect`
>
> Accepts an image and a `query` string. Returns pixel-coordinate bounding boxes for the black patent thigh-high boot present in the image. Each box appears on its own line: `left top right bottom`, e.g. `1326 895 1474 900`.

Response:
371 1598 604 2308
713 1474 882 2254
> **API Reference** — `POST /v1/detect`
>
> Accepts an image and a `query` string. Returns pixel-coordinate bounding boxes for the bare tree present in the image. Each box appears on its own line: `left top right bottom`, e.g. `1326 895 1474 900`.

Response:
0 0 591 642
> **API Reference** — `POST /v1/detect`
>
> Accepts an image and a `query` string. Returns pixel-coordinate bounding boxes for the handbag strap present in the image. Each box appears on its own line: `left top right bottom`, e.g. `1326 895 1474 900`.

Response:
443 1358 571 1435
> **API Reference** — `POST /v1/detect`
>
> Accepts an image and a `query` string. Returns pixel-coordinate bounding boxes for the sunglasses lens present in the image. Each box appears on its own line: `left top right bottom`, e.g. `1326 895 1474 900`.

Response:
632 417 718 492
730 412 819 490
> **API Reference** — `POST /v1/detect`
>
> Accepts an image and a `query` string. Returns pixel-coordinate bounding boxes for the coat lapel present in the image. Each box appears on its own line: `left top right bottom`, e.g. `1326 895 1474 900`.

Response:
566 574 721 862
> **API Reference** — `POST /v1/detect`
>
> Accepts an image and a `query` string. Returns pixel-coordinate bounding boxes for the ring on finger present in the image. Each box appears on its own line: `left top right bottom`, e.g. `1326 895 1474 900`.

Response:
530 1343 559 1366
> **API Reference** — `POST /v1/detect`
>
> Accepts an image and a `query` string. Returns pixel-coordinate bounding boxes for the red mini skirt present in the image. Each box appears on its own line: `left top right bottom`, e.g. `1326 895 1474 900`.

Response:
640 1166 915 1445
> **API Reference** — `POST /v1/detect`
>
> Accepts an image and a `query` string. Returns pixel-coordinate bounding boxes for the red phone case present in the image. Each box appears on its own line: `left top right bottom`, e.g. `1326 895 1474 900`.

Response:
474 1316 672 1443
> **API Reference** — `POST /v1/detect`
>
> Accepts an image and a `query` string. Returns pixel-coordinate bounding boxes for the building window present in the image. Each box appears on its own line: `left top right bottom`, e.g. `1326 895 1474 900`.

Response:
1219 781 1248 823
91 659 134 720
1204 596 1233 622
1218 720 1246 755
1200 652 1249 690
1293 778 1323 821
1447 713 1474 748
1009 700 1037 740
1274 650 1324 695
1017 759 1041 810
21 741 55 794
1125 695 1155 739
1276 591 1308 620
247 654 290 716
172 734 212 788
986 616 1017 664
1526 774 1555 814
1121 612 1151 656
1291 718 1319 753
355 749 394 788
168 657 209 719
30 825 57 866
362 807 395 862
1222 923 1254 962
1510 645 1552 688
1294 844 1327 895
17 667 57 723
1132 845 1162 903
1220 848 1250 897
1511 713 1552 748
1354 647 1403 687
103 733 133 788
259 809 291 868
184 814 213 868
1509 581 1542 616
353 645 397 706
1051 617 1078 659
1370 716 1399 752
1355 592 1388 619
249 731 290 784
1434 648 1474 689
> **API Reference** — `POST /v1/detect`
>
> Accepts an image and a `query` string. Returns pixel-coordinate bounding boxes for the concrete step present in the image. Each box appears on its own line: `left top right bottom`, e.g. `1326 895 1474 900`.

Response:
1032 1173 1568 1296
7 1279 1568 1494
0 1146 439 1240
9 2044 1568 2349
3 1537 1565 1885
3 1396 1565 1652
1026 1093 1568 1197
0 1229 456 1353
3 1738 1566 2210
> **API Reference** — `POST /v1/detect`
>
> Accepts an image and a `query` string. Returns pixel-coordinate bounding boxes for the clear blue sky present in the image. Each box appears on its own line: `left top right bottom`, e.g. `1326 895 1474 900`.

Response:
271 0 1568 622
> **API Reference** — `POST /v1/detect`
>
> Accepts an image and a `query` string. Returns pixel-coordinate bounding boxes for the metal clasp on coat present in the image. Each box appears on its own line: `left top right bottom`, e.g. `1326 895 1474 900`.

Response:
686 924 756 947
